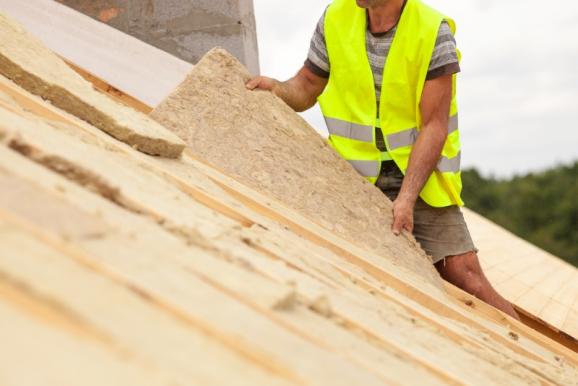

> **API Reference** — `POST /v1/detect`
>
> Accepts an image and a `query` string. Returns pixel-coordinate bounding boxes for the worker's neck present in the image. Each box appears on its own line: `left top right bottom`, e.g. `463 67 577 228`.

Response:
367 0 404 34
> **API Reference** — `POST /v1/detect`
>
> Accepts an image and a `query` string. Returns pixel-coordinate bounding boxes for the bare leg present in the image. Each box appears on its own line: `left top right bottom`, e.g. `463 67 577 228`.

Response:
435 251 520 320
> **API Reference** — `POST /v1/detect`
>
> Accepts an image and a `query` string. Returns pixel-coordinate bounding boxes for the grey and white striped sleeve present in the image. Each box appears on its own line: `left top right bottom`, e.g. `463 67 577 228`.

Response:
305 9 331 78
427 21 460 80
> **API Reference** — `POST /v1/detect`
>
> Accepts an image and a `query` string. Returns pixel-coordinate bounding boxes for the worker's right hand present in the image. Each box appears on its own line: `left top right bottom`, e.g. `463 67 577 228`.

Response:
246 76 278 92
392 197 415 236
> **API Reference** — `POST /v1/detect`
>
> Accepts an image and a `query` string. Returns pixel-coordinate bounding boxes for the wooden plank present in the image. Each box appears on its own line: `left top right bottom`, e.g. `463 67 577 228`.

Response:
0 11 185 158
0 0 191 108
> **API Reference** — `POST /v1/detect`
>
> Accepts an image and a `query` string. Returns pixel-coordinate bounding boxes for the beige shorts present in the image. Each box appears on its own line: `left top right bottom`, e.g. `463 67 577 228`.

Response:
411 198 477 264
376 163 477 264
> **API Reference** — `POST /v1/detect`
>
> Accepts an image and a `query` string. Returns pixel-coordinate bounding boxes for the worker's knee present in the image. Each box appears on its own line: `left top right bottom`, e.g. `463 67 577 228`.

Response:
437 251 487 295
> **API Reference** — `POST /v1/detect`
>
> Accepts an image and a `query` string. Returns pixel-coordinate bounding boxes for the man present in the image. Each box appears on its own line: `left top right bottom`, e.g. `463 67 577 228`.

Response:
246 0 519 319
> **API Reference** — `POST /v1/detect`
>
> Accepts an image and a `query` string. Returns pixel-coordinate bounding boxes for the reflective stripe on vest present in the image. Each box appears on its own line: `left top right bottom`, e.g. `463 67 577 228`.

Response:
387 114 459 150
327 114 460 173
324 117 374 143
437 152 461 173
349 160 380 177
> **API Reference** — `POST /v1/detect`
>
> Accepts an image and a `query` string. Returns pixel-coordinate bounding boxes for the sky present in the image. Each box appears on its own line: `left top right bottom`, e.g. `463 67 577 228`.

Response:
253 0 578 177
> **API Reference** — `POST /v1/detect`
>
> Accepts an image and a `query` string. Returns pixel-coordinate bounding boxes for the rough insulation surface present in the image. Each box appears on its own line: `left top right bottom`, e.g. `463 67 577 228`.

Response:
0 12 185 158
151 48 442 288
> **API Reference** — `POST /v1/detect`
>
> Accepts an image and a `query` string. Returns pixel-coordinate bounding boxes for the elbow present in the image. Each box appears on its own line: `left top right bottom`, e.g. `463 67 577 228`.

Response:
423 123 448 146
435 132 448 152
293 96 317 113
430 121 449 145
293 104 308 113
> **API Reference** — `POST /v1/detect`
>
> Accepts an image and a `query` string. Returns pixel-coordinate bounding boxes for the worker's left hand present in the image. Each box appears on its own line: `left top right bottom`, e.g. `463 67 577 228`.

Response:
392 198 414 236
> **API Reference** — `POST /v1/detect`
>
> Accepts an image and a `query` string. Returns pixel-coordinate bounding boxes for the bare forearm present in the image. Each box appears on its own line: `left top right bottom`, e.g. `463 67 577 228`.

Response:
397 124 447 203
246 66 327 112
273 77 318 112
391 75 452 235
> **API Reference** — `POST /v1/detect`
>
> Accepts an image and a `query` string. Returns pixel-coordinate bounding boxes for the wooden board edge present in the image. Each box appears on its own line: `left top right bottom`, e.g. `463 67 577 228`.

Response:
444 283 578 358
515 305 578 354
62 58 152 114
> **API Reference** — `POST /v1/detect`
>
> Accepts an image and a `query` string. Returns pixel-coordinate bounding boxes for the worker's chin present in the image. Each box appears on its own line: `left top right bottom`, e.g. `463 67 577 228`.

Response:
356 0 371 8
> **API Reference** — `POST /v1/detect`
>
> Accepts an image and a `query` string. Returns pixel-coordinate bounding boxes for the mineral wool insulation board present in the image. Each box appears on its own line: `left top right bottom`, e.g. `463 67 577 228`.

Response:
0 0 192 107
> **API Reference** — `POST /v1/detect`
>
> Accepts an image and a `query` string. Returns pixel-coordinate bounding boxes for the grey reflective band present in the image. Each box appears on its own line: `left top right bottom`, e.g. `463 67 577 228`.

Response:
437 152 461 173
448 114 459 134
348 160 380 177
386 114 459 150
324 117 374 143
387 128 418 150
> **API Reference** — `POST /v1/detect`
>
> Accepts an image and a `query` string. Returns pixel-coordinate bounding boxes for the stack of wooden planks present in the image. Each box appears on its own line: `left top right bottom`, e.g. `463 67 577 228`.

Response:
0 9 577 386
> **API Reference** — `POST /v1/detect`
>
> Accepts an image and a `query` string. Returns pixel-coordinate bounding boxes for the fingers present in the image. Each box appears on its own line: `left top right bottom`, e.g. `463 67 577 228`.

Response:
404 220 414 234
245 76 261 90
392 216 403 236
392 216 413 236
391 205 414 236
246 76 272 90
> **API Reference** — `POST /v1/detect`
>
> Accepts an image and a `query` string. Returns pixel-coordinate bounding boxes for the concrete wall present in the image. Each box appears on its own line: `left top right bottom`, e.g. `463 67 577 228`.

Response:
57 0 260 74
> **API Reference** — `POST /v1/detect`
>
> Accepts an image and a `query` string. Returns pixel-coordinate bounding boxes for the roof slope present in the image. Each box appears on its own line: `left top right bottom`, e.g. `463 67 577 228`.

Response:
0 11 577 386
465 208 578 339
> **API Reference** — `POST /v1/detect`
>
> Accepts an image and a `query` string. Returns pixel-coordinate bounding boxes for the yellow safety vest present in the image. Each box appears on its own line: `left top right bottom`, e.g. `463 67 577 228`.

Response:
318 0 463 207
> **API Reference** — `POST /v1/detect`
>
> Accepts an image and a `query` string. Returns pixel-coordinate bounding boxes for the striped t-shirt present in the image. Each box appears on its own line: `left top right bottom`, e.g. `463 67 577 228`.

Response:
306 6 460 111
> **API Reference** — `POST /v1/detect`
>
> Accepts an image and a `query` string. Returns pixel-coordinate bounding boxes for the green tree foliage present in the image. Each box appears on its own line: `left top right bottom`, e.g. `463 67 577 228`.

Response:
462 162 578 267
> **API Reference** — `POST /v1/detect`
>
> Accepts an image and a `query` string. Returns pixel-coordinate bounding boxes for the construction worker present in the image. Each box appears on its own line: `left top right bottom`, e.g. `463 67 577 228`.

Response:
246 0 519 319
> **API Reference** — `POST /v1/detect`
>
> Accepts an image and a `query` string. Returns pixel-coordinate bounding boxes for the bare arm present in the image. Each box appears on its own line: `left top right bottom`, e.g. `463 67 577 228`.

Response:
392 74 452 235
246 65 328 112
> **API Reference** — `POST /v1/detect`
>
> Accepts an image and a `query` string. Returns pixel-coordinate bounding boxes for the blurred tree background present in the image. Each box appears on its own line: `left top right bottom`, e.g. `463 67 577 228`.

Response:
462 161 578 267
